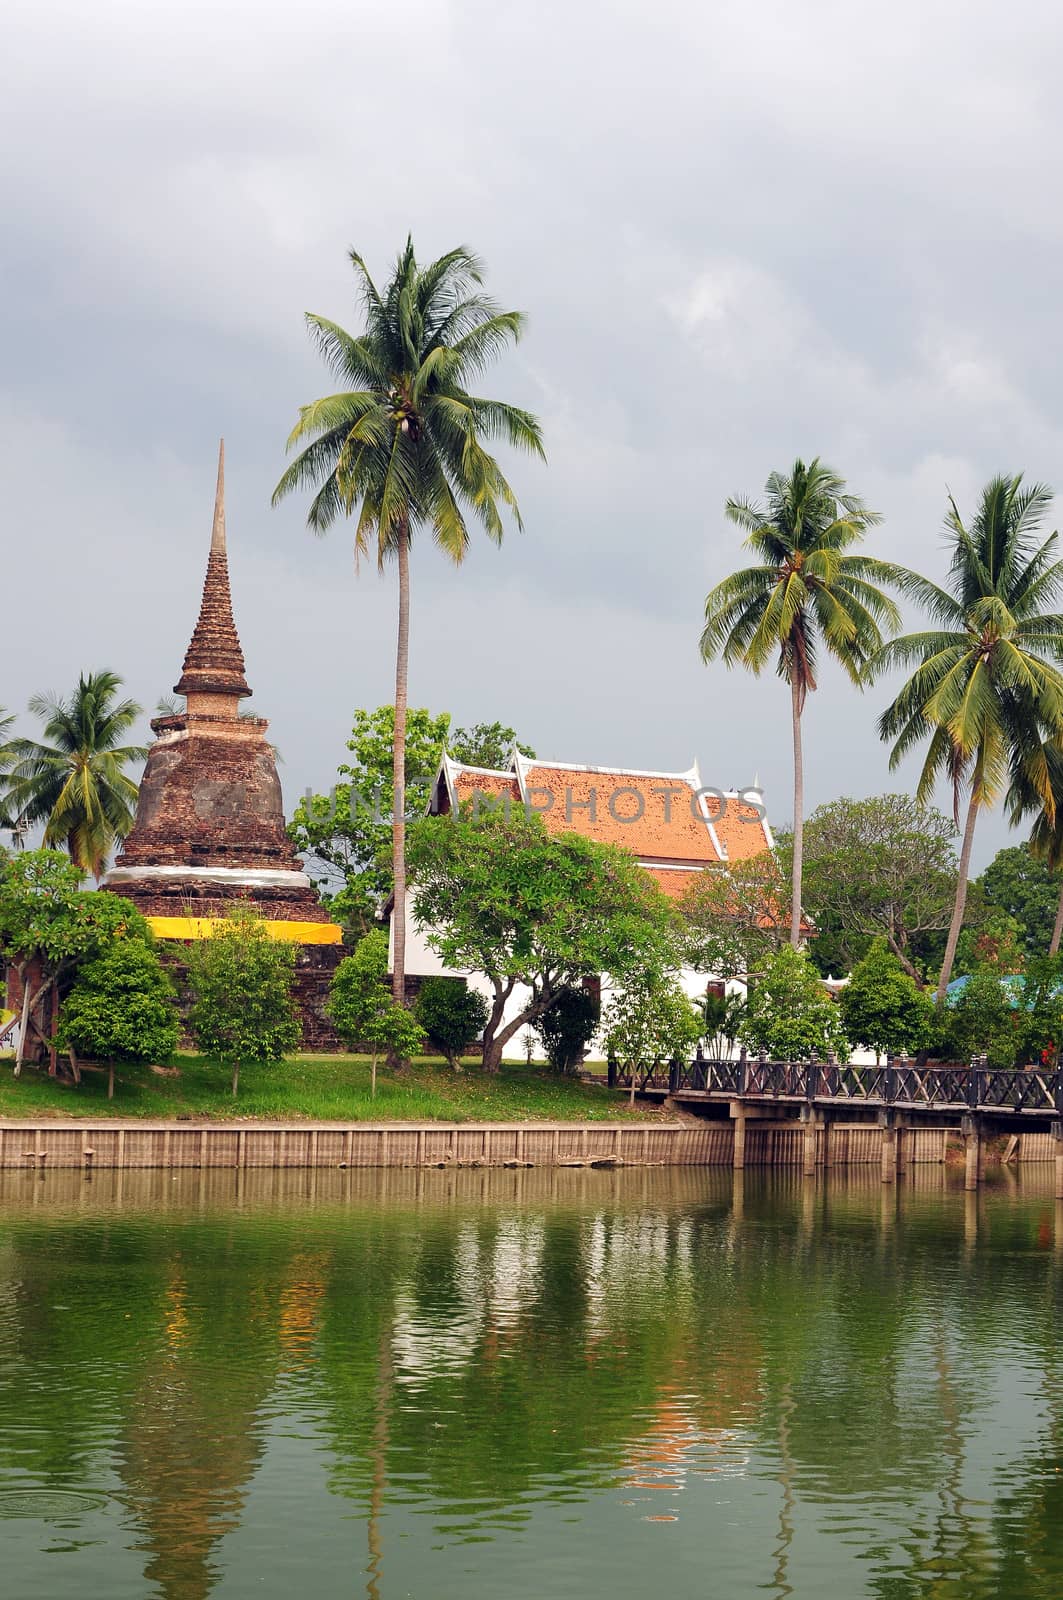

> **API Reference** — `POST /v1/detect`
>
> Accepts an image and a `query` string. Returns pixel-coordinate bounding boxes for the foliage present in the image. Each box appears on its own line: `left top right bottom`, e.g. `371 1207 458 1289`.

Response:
739 946 849 1061
327 930 425 1082
603 977 702 1069
534 985 600 1073
954 910 1025 978
185 909 301 1096
942 973 1019 1069
792 795 958 983
1014 955 1063 1066
407 810 677 1071
413 977 488 1068
680 855 790 979
0 850 152 1068
449 721 535 768
273 240 545 1008
976 844 1063 959
872 475 1063 998
58 940 179 1064
700 458 900 945
697 988 746 1061
290 706 534 936
1 671 146 877
838 940 938 1059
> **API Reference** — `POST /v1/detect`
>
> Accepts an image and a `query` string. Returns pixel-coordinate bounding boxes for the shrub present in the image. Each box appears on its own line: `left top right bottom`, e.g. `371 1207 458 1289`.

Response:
839 939 937 1059
329 931 426 1090
942 972 1018 1069
58 939 180 1066
740 945 848 1060
186 908 300 1096
535 986 600 1073
414 977 488 1069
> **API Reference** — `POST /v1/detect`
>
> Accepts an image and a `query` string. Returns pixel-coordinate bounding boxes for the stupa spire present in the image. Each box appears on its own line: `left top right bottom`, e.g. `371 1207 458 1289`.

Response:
175 439 251 707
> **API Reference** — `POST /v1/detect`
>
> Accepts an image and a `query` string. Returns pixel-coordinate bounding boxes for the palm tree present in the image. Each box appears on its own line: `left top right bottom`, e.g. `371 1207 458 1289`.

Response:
873 476 1063 1000
273 240 544 1007
1006 745 1063 956
700 459 899 945
3 671 145 878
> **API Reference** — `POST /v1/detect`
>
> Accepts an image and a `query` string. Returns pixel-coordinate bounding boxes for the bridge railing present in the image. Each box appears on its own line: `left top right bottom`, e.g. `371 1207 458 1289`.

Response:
607 1054 1063 1112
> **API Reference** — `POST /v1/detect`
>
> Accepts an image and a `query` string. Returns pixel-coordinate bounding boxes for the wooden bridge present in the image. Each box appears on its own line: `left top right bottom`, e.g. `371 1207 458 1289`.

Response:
608 1054 1063 1191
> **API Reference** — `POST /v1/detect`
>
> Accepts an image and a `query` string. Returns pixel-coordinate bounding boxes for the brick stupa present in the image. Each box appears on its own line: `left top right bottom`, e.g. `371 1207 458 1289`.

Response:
104 443 341 948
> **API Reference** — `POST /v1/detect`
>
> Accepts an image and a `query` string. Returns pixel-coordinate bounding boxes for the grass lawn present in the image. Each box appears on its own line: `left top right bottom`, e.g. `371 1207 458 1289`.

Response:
0 1053 668 1123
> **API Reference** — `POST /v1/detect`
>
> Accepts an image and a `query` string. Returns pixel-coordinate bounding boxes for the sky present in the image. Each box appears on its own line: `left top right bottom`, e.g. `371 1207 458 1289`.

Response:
3 0 1063 870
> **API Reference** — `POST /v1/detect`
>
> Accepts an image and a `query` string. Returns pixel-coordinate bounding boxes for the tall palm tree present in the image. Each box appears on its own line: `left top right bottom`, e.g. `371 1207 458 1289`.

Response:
873 476 1063 1000
3 671 145 878
273 240 544 1007
700 458 899 945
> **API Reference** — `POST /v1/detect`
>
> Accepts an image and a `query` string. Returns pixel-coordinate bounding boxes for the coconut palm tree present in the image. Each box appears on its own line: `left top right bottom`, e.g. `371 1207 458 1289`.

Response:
700 459 899 945
273 240 544 1007
873 476 1063 1000
3 671 145 878
1005 744 1063 956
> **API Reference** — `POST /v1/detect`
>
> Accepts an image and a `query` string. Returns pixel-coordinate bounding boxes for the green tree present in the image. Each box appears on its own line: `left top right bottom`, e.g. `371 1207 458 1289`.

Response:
697 988 746 1062
700 459 899 947
534 985 600 1073
58 940 180 1092
274 241 545 1007
1006 746 1063 956
838 940 937 1060
185 909 301 1096
0 850 150 1072
873 475 1063 1001
327 930 426 1091
975 844 1061 957
407 811 675 1072
413 977 488 1069
2 671 145 878
954 909 1025 978
680 853 791 980
794 795 959 984
740 945 849 1060
604 978 702 1102
942 972 1019 1068
290 706 535 938
291 706 453 935
449 721 535 769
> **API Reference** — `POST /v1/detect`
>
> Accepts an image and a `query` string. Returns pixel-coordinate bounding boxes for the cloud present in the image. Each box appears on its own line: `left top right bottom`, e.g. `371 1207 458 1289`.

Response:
4 0 1063 870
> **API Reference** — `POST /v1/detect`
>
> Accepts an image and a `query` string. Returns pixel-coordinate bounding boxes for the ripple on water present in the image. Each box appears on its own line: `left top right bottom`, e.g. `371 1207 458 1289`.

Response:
0 1489 109 1520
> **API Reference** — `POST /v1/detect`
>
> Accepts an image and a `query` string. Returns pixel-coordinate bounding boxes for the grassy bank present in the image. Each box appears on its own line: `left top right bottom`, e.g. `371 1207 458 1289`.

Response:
0 1053 667 1123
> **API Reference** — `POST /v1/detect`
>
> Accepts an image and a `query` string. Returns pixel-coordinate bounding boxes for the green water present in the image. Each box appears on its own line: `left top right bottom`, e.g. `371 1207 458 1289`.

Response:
1 1166 1062 1600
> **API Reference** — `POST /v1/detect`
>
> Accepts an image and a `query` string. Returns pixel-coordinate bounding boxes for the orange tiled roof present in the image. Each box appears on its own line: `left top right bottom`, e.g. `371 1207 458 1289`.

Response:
521 762 722 864
435 753 772 875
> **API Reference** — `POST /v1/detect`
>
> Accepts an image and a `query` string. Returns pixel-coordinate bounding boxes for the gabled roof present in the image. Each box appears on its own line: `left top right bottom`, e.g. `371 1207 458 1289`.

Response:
431 750 771 870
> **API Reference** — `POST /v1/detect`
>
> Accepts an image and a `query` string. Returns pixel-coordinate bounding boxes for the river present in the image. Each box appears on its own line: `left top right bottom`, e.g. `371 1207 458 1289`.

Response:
0 1164 1060 1598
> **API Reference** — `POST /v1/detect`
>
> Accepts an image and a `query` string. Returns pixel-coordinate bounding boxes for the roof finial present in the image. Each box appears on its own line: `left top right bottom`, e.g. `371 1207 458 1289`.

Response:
211 438 226 554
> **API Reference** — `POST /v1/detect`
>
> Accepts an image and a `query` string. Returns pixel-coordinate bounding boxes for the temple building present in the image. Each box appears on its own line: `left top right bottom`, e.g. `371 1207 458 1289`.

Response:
103 444 342 1038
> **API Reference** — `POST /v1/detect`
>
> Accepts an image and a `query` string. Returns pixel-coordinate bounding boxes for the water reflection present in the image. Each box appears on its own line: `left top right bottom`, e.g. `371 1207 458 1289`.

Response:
1 1166 1063 1597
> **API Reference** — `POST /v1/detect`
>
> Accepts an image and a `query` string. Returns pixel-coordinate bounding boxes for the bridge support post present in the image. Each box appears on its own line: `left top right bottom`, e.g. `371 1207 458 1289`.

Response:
896 1119 909 1179
962 1115 981 1191
880 1120 898 1185
731 1101 746 1171
801 1107 817 1178
1053 1120 1063 1200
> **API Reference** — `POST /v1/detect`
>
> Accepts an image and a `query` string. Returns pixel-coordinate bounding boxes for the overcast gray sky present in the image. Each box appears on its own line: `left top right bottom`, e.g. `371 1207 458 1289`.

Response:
3 0 1062 869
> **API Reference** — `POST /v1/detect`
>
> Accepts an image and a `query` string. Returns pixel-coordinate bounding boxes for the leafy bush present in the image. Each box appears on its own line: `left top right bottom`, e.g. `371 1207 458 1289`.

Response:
604 978 702 1072
413 977 488 1068
329 931 426 1088
535 986 600 1073
58 939 180 1064
186 908 301 1096
839 939 937 1059
941 972 1018 1068
739 946 848 1060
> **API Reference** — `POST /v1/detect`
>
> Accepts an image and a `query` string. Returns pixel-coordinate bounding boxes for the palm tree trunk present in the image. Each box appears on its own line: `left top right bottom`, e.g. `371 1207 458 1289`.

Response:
391 525 410 1009
789 677 804 948
1050 877 1063 957
935 790 980 1002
